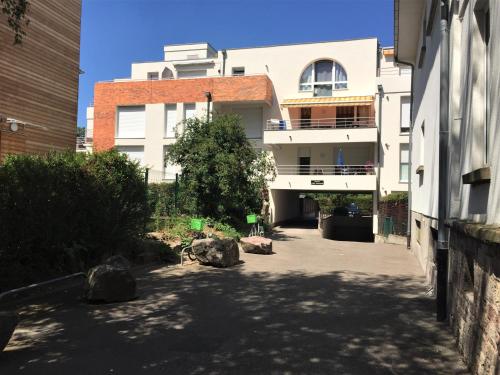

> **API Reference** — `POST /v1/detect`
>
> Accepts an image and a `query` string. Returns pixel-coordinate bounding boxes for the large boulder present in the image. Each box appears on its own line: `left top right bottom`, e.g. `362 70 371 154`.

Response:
192 238 240 267
85 265 136 303
240 236 273 255
104 255 131 270
0 311 18 351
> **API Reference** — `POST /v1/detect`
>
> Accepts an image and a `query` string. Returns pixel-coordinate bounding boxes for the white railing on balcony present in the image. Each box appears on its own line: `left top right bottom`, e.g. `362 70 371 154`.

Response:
276 164 376 176
266 117 376 131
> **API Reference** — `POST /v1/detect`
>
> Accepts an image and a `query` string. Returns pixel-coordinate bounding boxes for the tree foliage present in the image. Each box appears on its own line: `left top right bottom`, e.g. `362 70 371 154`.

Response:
0 150 149 290
165 114 274 225
1 0 29 44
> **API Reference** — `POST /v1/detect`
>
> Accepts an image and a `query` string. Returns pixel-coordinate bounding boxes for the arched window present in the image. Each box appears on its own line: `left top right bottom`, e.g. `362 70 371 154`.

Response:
299 60 348 96
161 67 174 79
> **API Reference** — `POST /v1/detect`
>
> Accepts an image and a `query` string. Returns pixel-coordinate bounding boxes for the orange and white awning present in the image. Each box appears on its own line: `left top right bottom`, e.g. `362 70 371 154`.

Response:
281 96 374 108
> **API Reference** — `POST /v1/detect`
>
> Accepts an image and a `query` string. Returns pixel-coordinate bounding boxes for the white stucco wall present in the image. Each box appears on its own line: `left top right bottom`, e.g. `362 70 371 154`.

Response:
448 0 500 225
409 3 441 221
378 50 412 195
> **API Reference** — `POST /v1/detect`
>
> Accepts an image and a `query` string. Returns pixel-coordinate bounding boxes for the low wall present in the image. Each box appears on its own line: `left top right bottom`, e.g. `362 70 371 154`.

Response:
410 211 437 289
448 222 500 375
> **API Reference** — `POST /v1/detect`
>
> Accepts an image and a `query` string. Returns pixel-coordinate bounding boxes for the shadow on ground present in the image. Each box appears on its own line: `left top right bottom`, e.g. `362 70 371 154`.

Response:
0 265 468 374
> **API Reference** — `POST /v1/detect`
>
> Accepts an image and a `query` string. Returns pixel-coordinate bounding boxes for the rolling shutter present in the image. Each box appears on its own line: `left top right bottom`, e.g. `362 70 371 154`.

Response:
117 106 145 138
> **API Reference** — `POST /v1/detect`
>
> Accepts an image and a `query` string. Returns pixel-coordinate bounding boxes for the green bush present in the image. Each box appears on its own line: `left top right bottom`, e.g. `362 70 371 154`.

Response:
381 192 408 203
0 150 149 290
308 193 373 214
165 114 270 226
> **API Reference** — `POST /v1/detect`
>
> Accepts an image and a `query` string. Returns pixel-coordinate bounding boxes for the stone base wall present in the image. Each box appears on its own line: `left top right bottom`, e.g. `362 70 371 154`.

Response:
448 224 500 375
410 211 437 289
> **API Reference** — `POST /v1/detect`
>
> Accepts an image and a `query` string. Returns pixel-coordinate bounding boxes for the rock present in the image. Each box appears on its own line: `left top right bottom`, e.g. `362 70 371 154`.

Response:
85 265 136 302
240 236 273 255
0 311 18 351
104 255 131 270
192 238 240 267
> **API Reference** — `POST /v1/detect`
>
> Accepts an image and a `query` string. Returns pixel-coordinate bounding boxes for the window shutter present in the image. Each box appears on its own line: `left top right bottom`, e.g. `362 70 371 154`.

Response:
400 97 411 129
117 107 145 138
165 105 177 137
117 146 144 166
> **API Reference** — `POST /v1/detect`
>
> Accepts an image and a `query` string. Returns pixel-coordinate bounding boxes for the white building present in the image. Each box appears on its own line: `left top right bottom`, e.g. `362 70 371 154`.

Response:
91 39 411 231
395 0 499 372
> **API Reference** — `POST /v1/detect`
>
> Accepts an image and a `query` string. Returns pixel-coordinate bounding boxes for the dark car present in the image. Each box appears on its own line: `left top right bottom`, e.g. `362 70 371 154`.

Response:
346 203 361 217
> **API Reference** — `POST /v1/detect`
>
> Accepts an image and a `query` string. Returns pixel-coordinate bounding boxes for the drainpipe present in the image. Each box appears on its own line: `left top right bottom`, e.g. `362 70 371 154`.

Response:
377 84 384 200
375 84 383 235
205 91 212 124
436 0 450 322
222 50 227 77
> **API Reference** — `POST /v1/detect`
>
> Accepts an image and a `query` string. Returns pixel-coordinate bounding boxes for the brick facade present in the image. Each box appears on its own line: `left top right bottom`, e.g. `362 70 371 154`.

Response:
449 224 500 374
93 75 273 151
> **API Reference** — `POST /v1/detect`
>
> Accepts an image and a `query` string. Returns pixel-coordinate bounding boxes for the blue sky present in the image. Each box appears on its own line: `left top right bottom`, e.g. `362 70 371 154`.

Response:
78 0 394 127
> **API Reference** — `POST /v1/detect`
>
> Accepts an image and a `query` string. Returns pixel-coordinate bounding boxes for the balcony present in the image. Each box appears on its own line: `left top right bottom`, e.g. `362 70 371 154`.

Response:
264 117 377 144
270 164 377 191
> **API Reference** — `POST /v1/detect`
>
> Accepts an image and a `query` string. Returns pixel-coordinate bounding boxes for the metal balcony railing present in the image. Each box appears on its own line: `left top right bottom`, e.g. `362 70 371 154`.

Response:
266 117 376 131
276 164 376 176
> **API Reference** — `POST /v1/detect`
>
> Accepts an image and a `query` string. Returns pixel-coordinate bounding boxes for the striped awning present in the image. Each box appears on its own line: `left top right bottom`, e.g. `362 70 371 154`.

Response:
281 96 374 108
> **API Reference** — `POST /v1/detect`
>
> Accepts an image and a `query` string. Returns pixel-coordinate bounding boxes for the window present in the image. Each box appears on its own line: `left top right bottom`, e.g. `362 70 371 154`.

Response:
400 96 411 133
299 60 347 95
399 144 409 183
184 103 196 120
165 104 177 138
232 67 245 76
116 146 144 166
147 72 159 80
161 67 173 79
163 146 179 180
117 106 145 138
399 65 412 75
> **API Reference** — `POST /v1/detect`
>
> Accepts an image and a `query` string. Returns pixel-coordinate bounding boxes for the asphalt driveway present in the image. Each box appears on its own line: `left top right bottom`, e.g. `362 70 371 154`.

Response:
0 227 468 374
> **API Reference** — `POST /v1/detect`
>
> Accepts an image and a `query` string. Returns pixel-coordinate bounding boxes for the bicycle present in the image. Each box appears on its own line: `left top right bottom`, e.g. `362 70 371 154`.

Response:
181 219 214 265
247 214 265 237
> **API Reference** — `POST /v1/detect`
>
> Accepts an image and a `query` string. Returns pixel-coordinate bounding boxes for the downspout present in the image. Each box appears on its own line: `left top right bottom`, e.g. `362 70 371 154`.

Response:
222 50 227 77
377 84 384 206
394 1 416 250
436 0 450 322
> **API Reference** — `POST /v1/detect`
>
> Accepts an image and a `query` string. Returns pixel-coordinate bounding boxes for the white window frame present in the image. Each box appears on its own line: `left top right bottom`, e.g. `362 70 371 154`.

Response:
399 143 409 183
164 104 178 138
400 96 411 133
116 106 146 139
147 72 159 80
232 67 245 76
299 60 348 94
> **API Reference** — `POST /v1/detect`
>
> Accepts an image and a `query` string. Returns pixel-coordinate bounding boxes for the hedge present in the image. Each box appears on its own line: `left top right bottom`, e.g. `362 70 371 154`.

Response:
0 150 149 291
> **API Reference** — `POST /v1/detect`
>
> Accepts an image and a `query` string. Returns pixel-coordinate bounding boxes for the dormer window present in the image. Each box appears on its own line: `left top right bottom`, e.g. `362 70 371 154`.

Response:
299 60 348 96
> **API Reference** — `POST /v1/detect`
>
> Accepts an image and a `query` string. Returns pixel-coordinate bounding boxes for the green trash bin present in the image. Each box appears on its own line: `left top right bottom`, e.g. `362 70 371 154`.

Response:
246 214 258 224
383 217 394 237
190 218 204 231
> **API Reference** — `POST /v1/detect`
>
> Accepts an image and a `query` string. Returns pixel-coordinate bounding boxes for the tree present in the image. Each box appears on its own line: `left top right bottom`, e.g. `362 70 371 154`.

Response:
77 126 86 138
166 113 274 225
1 0 30 44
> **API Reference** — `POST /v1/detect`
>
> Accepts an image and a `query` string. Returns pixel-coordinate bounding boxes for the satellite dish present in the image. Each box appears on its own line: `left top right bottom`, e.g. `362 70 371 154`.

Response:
10 121 19 132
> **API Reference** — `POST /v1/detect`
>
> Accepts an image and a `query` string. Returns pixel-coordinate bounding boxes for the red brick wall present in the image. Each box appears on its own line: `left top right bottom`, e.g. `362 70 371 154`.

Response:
93 75 273 151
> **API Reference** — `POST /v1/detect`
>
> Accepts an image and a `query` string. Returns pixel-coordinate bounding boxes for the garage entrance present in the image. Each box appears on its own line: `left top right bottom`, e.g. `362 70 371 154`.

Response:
271 190 375 242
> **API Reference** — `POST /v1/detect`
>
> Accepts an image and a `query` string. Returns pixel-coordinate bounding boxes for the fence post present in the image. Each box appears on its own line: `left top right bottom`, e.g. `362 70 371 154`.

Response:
143 168 149 234
174 173 178 215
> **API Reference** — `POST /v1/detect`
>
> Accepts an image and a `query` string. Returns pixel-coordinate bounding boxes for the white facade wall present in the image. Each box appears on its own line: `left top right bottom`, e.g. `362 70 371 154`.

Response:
107 38 410 224
377 51 412 195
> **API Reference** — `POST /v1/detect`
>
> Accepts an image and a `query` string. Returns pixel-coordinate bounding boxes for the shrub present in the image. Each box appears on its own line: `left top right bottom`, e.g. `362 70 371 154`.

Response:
165 114 273 226
381 192 408 203
0 150 148 290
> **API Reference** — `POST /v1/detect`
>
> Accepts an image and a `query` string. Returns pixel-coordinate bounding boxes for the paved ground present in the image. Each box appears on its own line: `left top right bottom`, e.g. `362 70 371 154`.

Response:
1 228 468 374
